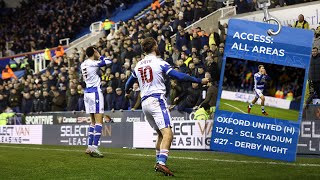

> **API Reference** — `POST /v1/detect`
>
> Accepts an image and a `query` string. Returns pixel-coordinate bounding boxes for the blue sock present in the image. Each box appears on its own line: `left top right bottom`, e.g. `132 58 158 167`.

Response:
87 125 94 147
261 106 265 112
158 149 169 165
249 103 253 108
93 123 102 147
156 150 160 162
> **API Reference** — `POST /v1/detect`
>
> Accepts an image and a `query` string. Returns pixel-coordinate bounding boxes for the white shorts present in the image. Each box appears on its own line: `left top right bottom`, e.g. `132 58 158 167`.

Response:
141 94 172 130
84 91 104 114
254 89 264 98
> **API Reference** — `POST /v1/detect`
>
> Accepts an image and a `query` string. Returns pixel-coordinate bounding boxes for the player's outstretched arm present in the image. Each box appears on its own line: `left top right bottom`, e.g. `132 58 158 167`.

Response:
125 74 137 93
167 69 208 84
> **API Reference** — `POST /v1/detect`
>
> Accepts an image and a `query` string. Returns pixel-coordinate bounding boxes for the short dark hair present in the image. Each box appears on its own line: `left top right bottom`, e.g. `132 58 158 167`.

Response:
313 47 318 51
258 65 264 70
142 37 157 54
86 46 95 57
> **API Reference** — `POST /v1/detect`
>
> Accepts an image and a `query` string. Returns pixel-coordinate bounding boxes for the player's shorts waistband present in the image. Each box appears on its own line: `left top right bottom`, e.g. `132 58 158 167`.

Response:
141 93 163 102
85 86 100 93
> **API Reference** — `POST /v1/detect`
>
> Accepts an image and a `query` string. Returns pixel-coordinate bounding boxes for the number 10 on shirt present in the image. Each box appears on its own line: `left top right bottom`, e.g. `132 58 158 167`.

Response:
138 66 153 84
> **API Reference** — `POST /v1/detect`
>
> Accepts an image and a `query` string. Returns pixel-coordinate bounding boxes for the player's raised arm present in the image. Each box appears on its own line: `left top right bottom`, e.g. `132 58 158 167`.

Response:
93 56 112 67
161 63 208 84
263 70 271 80
86 46 112 67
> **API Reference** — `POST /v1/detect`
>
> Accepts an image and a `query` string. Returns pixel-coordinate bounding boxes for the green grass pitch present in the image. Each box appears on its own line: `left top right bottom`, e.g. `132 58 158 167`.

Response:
219 99 300 121
1 144 320 179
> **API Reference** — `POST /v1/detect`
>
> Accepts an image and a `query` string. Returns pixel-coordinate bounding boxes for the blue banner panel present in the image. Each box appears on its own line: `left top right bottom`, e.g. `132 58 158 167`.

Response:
212 110 299 161
211 19 314 162
223 19 312 69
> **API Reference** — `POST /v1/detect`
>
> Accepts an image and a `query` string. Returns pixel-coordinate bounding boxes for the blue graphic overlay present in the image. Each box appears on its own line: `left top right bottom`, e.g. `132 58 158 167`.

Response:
211 19 314 162
224 19 312 69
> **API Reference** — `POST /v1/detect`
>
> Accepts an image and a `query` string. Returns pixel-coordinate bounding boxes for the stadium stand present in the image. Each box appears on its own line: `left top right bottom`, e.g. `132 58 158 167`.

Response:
0 0 133 56
0 0 319 125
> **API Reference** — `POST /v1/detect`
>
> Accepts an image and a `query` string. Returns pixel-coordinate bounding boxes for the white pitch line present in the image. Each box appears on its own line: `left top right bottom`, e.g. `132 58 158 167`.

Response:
0 145 319 167
224 103 248 114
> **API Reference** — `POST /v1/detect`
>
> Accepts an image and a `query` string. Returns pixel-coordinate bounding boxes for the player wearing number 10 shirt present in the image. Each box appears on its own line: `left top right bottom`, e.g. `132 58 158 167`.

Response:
81 46 112 158
125 37 209 176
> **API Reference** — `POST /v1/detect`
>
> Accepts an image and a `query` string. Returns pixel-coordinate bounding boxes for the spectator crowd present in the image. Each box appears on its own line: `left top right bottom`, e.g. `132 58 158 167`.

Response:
0 0 132 56
0 0 219 115
0 0 319 119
